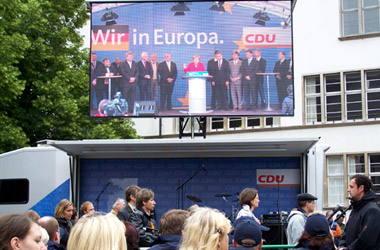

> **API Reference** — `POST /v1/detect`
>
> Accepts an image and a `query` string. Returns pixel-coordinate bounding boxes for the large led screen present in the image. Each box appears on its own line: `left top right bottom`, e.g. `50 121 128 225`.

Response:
90 1 293 117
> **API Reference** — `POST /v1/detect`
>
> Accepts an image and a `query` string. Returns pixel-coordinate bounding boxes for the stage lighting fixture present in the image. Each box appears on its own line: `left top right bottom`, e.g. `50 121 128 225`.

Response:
209 1 225 12
253 9 270 26
101 9 119 26
175 11 185 16
171 2 190 16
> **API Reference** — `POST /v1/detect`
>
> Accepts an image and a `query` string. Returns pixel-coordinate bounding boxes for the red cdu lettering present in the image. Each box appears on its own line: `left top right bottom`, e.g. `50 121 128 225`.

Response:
255 34 265 43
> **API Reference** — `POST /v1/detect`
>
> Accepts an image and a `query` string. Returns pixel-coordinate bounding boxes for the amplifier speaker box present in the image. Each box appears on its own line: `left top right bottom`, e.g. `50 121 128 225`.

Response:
262 223 288 245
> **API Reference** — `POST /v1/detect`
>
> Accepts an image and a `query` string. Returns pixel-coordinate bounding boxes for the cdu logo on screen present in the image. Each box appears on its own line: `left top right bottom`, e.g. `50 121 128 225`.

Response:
91 25 130 51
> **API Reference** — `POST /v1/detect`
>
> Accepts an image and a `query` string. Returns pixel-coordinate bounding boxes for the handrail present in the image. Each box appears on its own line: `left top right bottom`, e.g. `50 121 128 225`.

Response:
261 244 296 249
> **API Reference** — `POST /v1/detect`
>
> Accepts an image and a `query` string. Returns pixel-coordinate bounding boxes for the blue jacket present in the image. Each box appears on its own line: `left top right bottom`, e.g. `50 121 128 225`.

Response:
148 234 182 250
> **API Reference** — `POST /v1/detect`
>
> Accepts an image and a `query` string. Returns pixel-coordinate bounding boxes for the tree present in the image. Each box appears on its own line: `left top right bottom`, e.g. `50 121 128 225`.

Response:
0 0 138 153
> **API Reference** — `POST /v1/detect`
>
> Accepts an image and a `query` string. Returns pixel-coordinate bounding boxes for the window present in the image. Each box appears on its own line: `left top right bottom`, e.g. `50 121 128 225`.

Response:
325 153 380 207
0 179 29 204
305 76 322 124
366 70 380 119
228 117 242 130
247 117 261 128
304 69 380 124
211 117 224 131
345 72 363 120
325 74 342 122
327 156 345 206
341 0 380 37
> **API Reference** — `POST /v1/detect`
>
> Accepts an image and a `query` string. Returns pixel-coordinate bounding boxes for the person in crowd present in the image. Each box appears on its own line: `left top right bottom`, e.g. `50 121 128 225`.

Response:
111 57 122 97
295 213 335 250
158 53 177 111
90 52 104 111
339 174 380 250
228 50 243 111
120 51 139 114
0 213 47 250
236 188 261 224
67 214 127 250
25 210 41 223
325 211 341 247
183 55 206 74
149 209 190 250
71 208 78 222
130 188 159 247
254 49 266 108
110 198 126 215
230 217 269 250
211 50 230 110
286 50 293 85
54 199 75 249
273 51 290 105
241 49 259 110
150 53 160 102
80 201 94 217
137 51 153 101
282 84 294 115
40 227 49 249
118 185 141 222
121 221 140 250
187 204 200 215
287 193 318 245
38 216 65 250
336 215 345 239
179 207 231 250
207 52 219 110
97 57 116 101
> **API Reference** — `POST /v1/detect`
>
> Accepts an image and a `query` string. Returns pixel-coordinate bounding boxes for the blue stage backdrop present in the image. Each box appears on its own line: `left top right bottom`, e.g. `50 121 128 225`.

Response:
90 1 293 117
79 157 300 222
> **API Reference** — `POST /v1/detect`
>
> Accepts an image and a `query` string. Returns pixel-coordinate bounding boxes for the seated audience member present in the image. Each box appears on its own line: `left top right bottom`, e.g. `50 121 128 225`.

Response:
231 217 269 250
121 221 140 250
0 213 47 250
118 185 141 222
25 210 41 222
325 211 341 247
295 213 335 250
54 199 75 249
179 207 231 250
80 201 94 217
149 209 190 250
110 198 126 215
38 216 65 250
130 188 159 247
67 214 127 250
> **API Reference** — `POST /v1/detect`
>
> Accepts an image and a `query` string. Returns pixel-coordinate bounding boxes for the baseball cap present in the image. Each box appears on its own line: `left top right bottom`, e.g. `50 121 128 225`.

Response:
305 213 330 237
297 193 318 201
233 217 268 248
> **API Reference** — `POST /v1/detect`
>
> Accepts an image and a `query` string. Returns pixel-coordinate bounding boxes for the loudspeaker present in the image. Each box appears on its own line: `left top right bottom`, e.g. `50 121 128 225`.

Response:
262 223 288 245
134 101 157 116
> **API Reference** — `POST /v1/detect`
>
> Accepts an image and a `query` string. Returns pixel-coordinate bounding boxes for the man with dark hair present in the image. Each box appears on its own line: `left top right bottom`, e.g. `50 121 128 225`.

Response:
120 51 139 114
273 51 290 105
211 50 230 110
339 174 380 250
241 49 259 110
117 185 141 222
38 216 65 250
286 193 318 245
130 188 159 247
207 52 218 110
149 209 190 250
254 49 266 108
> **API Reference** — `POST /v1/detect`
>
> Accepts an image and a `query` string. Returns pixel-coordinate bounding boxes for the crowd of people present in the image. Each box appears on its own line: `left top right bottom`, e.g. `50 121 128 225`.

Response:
1 175 379 250
90 49 293 116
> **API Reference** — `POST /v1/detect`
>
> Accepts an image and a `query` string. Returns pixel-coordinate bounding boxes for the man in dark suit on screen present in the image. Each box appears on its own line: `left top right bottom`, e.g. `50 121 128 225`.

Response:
110 57 122 98
158 53 177 111
254 49 267 108
137 52 153 101
273 51 290 105
90 52 104 111
241 49 259 110
207 53 218 110
120 51 139 114
212 50 230 110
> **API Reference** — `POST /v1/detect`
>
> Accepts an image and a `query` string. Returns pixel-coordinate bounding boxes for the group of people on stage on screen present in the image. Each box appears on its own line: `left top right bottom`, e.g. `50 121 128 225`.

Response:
90 49 293 115
1 174 380 250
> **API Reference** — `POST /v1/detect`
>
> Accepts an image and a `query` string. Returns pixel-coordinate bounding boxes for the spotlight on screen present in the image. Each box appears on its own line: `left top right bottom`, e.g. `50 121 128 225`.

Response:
101 9 119 26
253 9 270 26
281 15 291 28
209 1 225 12
171 2 190 15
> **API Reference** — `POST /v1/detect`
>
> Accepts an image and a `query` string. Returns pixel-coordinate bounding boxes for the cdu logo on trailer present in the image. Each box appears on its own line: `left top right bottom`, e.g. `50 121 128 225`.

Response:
91 25 129 51
257 169 300 187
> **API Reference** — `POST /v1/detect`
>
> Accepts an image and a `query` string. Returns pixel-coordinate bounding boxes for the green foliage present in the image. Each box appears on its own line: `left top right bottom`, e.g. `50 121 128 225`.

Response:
0 0 138 153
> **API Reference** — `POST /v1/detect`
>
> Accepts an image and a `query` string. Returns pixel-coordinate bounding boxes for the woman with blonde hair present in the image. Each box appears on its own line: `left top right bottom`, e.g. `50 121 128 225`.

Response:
54 199 74 248
67 214 127 250
179 207 231 250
